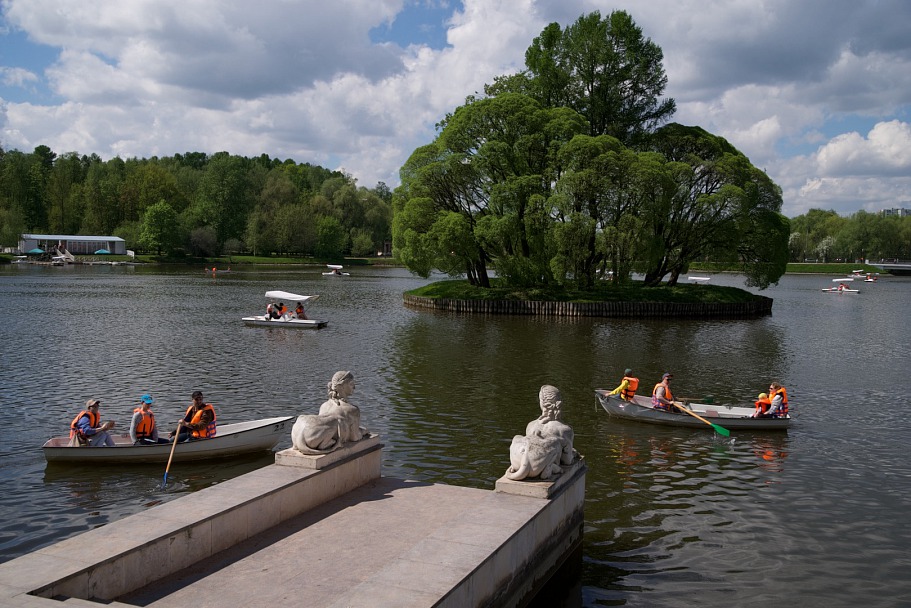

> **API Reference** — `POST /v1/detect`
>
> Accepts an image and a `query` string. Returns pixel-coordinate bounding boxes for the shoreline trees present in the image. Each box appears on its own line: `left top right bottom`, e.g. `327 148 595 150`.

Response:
0 148 392 259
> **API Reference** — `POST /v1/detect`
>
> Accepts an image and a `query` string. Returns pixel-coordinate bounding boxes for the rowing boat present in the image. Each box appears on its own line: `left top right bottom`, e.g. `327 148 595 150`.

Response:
594 391 791 431
42 416 295 464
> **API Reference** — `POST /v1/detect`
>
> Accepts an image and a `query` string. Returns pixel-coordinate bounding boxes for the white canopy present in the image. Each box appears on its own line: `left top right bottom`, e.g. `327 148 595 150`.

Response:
326 264 344 269
833 278 854 282
264 291 319 302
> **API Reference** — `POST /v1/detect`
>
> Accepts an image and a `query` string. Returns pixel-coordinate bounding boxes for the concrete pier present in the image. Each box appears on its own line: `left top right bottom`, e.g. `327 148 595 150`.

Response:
0 438 585 608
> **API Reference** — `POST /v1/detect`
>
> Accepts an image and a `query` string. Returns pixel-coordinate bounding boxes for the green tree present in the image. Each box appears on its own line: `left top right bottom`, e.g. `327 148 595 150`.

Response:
315 216 346 258
499 10 676 146
139 200 181 255
639 124 788 288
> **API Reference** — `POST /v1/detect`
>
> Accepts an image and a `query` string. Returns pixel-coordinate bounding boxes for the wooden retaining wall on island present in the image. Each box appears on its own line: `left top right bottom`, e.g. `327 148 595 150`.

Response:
403 294 773 318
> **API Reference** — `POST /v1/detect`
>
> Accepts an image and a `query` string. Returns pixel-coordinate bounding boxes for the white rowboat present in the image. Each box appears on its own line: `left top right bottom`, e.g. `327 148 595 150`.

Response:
43 416 295 464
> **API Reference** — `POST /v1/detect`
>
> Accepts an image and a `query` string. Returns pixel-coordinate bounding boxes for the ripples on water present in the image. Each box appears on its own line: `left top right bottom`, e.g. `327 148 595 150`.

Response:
2 266 911 606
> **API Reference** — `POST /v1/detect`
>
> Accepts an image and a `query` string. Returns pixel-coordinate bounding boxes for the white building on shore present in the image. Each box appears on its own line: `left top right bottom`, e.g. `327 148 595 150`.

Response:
18 234 127 255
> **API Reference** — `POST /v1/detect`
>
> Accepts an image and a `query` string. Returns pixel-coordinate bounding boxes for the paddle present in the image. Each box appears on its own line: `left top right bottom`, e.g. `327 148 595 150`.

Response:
672 401 731 437
161 424 180 489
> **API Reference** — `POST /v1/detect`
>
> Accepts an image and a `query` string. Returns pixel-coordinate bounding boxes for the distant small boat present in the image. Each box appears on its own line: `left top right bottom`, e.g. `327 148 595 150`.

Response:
243 290 328 328
322 264 350 276
688 276 710 282
43 416 295 464
822 278 859 293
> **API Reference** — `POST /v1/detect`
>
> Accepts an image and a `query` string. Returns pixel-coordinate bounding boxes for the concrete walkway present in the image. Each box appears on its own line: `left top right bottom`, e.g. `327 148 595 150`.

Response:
0 441 584 608
121 476 552 607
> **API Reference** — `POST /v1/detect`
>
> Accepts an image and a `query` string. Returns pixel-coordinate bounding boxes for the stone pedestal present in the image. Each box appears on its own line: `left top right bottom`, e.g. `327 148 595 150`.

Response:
275 434 380 469
495 457 586 499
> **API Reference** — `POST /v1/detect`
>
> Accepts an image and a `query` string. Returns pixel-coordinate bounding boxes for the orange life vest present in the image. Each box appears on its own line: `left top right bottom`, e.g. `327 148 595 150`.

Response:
621 376 639 400
70 410 99 439
769 386 789 416
651 382 673 409
754 397 772 414
184 403 217 438
133 408 156 439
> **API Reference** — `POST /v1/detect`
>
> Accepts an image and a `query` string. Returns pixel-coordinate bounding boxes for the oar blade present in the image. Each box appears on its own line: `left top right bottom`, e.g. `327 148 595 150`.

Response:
712 423 731 437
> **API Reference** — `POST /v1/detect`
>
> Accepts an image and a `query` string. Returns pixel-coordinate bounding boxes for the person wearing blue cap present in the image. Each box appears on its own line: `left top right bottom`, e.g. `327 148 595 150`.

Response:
129 394 168 445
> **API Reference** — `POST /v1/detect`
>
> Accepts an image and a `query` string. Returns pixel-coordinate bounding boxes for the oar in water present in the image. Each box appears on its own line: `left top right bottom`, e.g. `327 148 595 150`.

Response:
673 402 731 437
161 425 180 489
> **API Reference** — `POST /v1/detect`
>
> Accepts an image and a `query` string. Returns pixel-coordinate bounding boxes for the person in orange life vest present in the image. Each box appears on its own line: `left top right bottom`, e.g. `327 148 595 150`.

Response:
764 382 789 418
651 373 677 412
752 392 772 418
171 391 216 442
70 398 115 446
129 394 168 445
295 301 308 320
608 368 639 401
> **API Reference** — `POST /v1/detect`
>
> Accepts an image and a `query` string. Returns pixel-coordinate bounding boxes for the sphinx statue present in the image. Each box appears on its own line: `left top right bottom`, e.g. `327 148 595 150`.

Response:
291 371 369 454
505 385 578 481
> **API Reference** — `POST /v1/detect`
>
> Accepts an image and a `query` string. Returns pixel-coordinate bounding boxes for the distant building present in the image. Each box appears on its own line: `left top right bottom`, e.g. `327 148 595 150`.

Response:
881 208 910 217
19 234 127 255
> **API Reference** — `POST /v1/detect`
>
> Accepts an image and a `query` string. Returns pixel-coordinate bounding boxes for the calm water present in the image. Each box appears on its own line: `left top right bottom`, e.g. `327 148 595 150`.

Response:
1 264 909 607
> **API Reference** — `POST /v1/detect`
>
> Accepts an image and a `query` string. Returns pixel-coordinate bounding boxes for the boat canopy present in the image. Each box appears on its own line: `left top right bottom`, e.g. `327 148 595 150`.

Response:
264 290 319 302
326 264 344 270
833 278 854 282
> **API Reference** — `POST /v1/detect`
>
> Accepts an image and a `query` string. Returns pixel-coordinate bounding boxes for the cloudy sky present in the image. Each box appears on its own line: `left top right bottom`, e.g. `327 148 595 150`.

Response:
1 0 909 217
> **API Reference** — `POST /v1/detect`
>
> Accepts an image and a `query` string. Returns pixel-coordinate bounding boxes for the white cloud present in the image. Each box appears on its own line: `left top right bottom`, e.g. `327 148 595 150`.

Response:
817 121 911 177
1 0 910 217
0 66 38 88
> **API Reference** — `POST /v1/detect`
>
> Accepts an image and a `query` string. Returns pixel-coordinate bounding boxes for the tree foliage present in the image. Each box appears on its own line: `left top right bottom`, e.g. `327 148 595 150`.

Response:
0 147 392 259
393 10 791 291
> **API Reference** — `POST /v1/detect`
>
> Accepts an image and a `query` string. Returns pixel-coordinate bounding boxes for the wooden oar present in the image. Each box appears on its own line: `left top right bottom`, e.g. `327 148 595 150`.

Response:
673 402 731 437
161 425 180 489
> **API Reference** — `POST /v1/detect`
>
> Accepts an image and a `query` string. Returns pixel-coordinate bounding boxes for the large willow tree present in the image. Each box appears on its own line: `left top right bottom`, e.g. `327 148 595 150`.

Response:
393 10 790 290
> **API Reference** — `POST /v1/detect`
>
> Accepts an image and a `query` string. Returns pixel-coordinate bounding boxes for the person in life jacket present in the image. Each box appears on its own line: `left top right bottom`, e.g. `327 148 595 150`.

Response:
295 301 308 320
171 390 217 442
70 398 115 446
765 383 789 418
752 392 772 418
129 394 168 444
651 373 676 412
608 368 639 401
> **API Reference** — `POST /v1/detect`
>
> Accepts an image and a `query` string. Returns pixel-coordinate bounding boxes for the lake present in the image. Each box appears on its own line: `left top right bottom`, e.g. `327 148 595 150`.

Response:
1 263 909 607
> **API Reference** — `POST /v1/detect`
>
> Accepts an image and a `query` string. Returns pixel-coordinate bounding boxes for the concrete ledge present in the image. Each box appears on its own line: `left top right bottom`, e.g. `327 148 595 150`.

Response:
0 443 382 604
274 434 380 469
494 457 586 499
1 441 586 608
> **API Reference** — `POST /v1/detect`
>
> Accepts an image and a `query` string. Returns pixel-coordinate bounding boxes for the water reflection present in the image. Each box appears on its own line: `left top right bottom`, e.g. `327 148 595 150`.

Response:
3 267 911 606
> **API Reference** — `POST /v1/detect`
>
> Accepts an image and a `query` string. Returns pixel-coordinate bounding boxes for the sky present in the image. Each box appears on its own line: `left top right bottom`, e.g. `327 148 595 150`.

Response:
1 0 910 218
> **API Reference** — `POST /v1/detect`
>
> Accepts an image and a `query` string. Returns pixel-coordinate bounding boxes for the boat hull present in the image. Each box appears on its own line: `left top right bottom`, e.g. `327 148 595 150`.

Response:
42 416 296 463
595 391 790 431
243 315 328 328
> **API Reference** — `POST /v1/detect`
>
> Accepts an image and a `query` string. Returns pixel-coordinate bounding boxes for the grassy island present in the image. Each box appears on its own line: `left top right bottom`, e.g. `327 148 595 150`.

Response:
406 279 764 305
